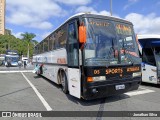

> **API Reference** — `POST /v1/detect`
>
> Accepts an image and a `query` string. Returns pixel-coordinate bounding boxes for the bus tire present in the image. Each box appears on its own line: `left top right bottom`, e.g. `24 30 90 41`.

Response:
60 71 68 94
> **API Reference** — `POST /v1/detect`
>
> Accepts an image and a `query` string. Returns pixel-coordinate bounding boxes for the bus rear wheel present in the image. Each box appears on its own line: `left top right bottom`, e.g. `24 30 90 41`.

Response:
60 72 68 94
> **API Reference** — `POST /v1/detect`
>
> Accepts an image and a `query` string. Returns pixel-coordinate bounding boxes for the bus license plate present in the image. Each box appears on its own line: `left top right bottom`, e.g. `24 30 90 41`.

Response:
115 84 125 90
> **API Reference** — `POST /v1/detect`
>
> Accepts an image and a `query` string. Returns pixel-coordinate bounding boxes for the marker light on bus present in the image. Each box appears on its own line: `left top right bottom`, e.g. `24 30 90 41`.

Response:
87 76 106 82
132 72 141 77
87 77 93 82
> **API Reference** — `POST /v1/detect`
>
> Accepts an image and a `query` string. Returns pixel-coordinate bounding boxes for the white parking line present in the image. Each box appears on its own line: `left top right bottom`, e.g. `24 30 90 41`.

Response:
0 70 33 73
125 89 155 96
21 72 52 111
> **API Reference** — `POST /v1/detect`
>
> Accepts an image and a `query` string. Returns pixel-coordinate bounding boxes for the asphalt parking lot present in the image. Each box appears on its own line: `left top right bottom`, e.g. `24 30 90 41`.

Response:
0 66 160 120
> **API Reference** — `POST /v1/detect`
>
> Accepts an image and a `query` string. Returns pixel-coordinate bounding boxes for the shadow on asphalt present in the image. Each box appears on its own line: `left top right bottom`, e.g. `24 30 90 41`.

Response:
65 93 130 106
34 74 61 90
33 74 130 106
141 82 160 88
33 75 42 79
0 87 32 98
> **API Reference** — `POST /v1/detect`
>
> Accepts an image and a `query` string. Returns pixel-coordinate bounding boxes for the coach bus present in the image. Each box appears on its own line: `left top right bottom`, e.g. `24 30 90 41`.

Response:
137 34 160 84
0 54 5 66
5 50 19 67
33 13 142 100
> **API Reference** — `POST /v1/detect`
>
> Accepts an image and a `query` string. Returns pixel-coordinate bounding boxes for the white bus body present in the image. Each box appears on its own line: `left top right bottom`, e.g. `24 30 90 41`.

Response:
33 48 81 98
33 13 141 100
137 34 160 84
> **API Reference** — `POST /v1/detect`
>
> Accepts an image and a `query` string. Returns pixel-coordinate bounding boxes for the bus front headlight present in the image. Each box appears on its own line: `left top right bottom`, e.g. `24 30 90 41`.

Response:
87 76 106 82
132 72 141 77
93 76 106 81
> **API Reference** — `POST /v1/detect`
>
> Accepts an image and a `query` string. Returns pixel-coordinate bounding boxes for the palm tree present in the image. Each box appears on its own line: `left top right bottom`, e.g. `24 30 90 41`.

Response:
21 32 36 58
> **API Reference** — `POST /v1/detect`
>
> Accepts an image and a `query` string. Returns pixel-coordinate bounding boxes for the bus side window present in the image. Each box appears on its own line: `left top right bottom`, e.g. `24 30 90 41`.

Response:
44 39 48 52
68 22 79 67
48 36 52 51
59 25 67 48
50 34 56 50
55 33 60 49
34 46 38 55
68 23 77 43
39 42 43 53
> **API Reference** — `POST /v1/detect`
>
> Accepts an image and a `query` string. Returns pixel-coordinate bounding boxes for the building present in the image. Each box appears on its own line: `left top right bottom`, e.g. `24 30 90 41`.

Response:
0 0 5 35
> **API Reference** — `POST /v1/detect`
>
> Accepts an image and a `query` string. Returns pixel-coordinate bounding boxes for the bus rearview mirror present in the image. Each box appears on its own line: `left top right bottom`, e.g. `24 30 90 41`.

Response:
79 26 86 44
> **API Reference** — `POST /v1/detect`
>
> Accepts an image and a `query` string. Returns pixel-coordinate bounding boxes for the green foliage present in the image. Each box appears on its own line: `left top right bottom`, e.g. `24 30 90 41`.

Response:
0 33 38 57
21 32 36 58
21 32 36 44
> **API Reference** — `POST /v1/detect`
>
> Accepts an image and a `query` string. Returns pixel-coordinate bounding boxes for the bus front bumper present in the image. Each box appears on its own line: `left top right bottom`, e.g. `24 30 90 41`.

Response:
82 79 141 100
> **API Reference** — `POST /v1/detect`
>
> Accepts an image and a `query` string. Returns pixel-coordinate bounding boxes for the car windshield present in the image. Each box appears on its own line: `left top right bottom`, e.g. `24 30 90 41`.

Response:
83 18 141 66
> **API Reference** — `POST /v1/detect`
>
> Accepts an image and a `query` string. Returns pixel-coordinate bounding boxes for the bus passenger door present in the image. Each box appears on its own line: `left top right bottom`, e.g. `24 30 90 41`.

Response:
142 64 157 84
142 48 157 84
67 21 81 98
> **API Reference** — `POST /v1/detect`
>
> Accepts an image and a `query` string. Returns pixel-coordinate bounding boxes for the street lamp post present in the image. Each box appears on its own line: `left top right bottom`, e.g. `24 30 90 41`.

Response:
110 0 112 16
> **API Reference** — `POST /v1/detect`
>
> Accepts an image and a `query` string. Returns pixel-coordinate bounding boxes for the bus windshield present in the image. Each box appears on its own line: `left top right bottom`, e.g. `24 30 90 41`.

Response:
154 47 160 70
84 18 140 66
6 56 19 62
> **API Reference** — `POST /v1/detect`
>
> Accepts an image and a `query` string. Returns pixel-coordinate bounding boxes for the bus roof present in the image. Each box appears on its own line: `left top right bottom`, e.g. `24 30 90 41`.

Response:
36 13 133 46
52 13 131 34
67 13 132 24
137 34 160 48
57 13 133 34
137 34 160 39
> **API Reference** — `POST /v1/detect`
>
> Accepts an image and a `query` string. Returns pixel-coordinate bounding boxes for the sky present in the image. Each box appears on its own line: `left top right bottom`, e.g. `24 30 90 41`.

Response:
6 0 160 42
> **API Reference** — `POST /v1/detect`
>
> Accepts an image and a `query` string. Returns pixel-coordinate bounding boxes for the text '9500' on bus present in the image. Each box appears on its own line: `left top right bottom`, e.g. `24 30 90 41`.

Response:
33 13 142 100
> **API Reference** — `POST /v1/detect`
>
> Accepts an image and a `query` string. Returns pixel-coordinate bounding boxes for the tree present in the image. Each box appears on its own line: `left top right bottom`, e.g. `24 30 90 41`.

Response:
0 34 17 53
0 34 38 57
21 32 36 58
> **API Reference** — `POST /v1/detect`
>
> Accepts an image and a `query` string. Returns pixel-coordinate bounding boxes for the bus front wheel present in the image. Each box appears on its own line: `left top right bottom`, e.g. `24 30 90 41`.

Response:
60 71 68 94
